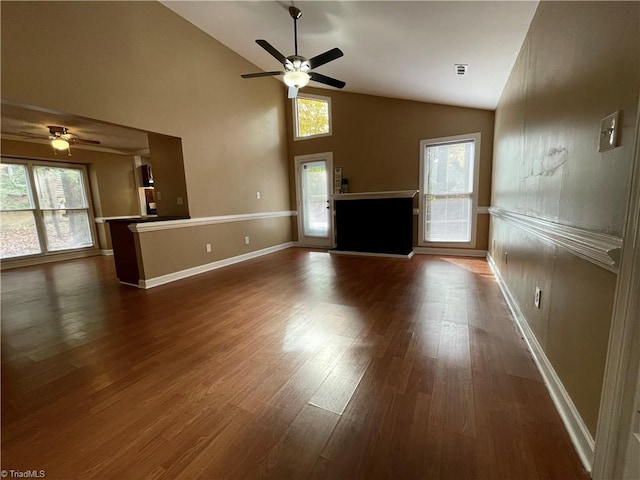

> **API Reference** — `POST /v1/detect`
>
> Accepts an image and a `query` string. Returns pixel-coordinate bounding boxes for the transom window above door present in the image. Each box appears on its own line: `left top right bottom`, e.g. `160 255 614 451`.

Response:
419 133 481 247
293 93 332 140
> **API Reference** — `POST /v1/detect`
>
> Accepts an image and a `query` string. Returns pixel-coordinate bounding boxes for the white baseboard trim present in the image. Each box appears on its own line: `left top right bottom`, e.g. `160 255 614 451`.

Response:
0 248 101 270
139 242 294 289
414 247 487 257
329 250 414 259
100 249 114 256
486 252 595 473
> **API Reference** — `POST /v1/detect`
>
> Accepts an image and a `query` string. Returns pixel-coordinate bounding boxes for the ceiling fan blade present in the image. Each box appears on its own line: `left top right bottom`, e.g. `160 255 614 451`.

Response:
241 71 284 79
72 138 101 145
308 48 344 69
256 39 289 66
287 86 299 99
18 130 49 139
309 72 346 89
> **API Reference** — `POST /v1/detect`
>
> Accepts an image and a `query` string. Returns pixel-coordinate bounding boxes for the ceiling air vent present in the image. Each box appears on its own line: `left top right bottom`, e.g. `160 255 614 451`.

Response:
455 64 469 76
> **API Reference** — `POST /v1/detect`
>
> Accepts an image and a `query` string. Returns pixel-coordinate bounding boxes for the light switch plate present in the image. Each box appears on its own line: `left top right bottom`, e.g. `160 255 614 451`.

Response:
599 111 620 152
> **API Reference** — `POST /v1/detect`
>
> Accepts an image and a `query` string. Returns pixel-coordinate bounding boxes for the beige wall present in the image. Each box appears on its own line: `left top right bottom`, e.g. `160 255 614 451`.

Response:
490 1 640 435
1 1 291 271
1 138 138 250
287 87 495 250
137 217 292 280
147 133 189 217
493 2 639 235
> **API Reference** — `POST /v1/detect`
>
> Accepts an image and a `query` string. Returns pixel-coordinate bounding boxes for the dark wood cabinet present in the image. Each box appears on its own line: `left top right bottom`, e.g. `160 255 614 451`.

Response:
107 220 141 286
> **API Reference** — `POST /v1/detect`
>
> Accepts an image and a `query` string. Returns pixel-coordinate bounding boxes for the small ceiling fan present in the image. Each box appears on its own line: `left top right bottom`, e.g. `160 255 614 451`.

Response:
19 125 100 155
241 6 346 99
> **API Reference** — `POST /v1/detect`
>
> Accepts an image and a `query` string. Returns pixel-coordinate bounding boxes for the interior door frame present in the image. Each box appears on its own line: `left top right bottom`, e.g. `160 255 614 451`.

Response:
592 90 640 479
294 152 334 248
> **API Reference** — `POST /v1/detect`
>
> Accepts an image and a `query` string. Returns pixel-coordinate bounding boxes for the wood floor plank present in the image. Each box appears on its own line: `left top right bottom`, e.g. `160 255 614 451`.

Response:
309 454 339 480
0 250 590 479
429 321 477 438
308 339 372 414
258 404 340 479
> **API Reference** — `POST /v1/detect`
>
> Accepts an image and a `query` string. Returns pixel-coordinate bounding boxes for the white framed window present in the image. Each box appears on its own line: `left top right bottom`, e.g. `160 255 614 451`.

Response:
293 93 332 140
1 158 95 259
418 132 481 247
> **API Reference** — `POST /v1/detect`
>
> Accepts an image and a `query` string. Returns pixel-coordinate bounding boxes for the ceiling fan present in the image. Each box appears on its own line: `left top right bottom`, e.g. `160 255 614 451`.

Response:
19 125 100 155
241 6 346 99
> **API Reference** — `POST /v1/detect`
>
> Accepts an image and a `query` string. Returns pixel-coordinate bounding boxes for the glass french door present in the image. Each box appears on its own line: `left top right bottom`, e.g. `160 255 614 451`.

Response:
1 159 95 259
295 153 334 247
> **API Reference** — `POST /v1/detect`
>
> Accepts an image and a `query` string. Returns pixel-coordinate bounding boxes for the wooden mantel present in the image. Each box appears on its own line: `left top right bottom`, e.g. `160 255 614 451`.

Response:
332 190 419 201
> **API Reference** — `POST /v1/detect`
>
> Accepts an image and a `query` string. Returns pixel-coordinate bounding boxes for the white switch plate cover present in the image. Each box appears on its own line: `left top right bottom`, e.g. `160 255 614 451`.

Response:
535 287 542 309
256 192 261 199
206 243 212 253
244 236 250 245
599 110 620 152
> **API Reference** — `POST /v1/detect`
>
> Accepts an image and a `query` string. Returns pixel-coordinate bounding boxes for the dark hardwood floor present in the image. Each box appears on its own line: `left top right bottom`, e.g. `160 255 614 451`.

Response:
1 249 589 479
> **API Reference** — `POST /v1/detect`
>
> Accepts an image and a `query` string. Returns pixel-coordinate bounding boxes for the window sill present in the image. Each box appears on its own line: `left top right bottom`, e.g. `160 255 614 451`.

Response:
417 241 476 249
293 132 332 141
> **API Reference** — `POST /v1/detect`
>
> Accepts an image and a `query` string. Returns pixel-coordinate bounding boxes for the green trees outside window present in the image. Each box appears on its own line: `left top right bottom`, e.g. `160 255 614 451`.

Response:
1 161 94 259
295 95 331 139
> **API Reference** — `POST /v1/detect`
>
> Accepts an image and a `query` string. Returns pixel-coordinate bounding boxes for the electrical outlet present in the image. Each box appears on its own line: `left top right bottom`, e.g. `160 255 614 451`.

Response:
205 243 212 253
535 287 542 309
256 191 261 199
177 196 183 206
156 191 162 201
505 252 508 264
244 236 250 245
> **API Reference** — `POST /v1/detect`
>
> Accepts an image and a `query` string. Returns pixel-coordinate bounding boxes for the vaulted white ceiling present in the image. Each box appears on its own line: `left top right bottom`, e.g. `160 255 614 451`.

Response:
1 1 539 153
163 0 539 110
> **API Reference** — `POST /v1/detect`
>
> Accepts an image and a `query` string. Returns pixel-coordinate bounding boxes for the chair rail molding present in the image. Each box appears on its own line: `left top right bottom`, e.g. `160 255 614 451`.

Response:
129 211 296 233
489 207 622 273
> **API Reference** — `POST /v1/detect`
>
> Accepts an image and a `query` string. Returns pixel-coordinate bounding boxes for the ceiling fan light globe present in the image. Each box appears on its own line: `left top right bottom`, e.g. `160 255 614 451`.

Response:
51 138 69 150
283 71 310 88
